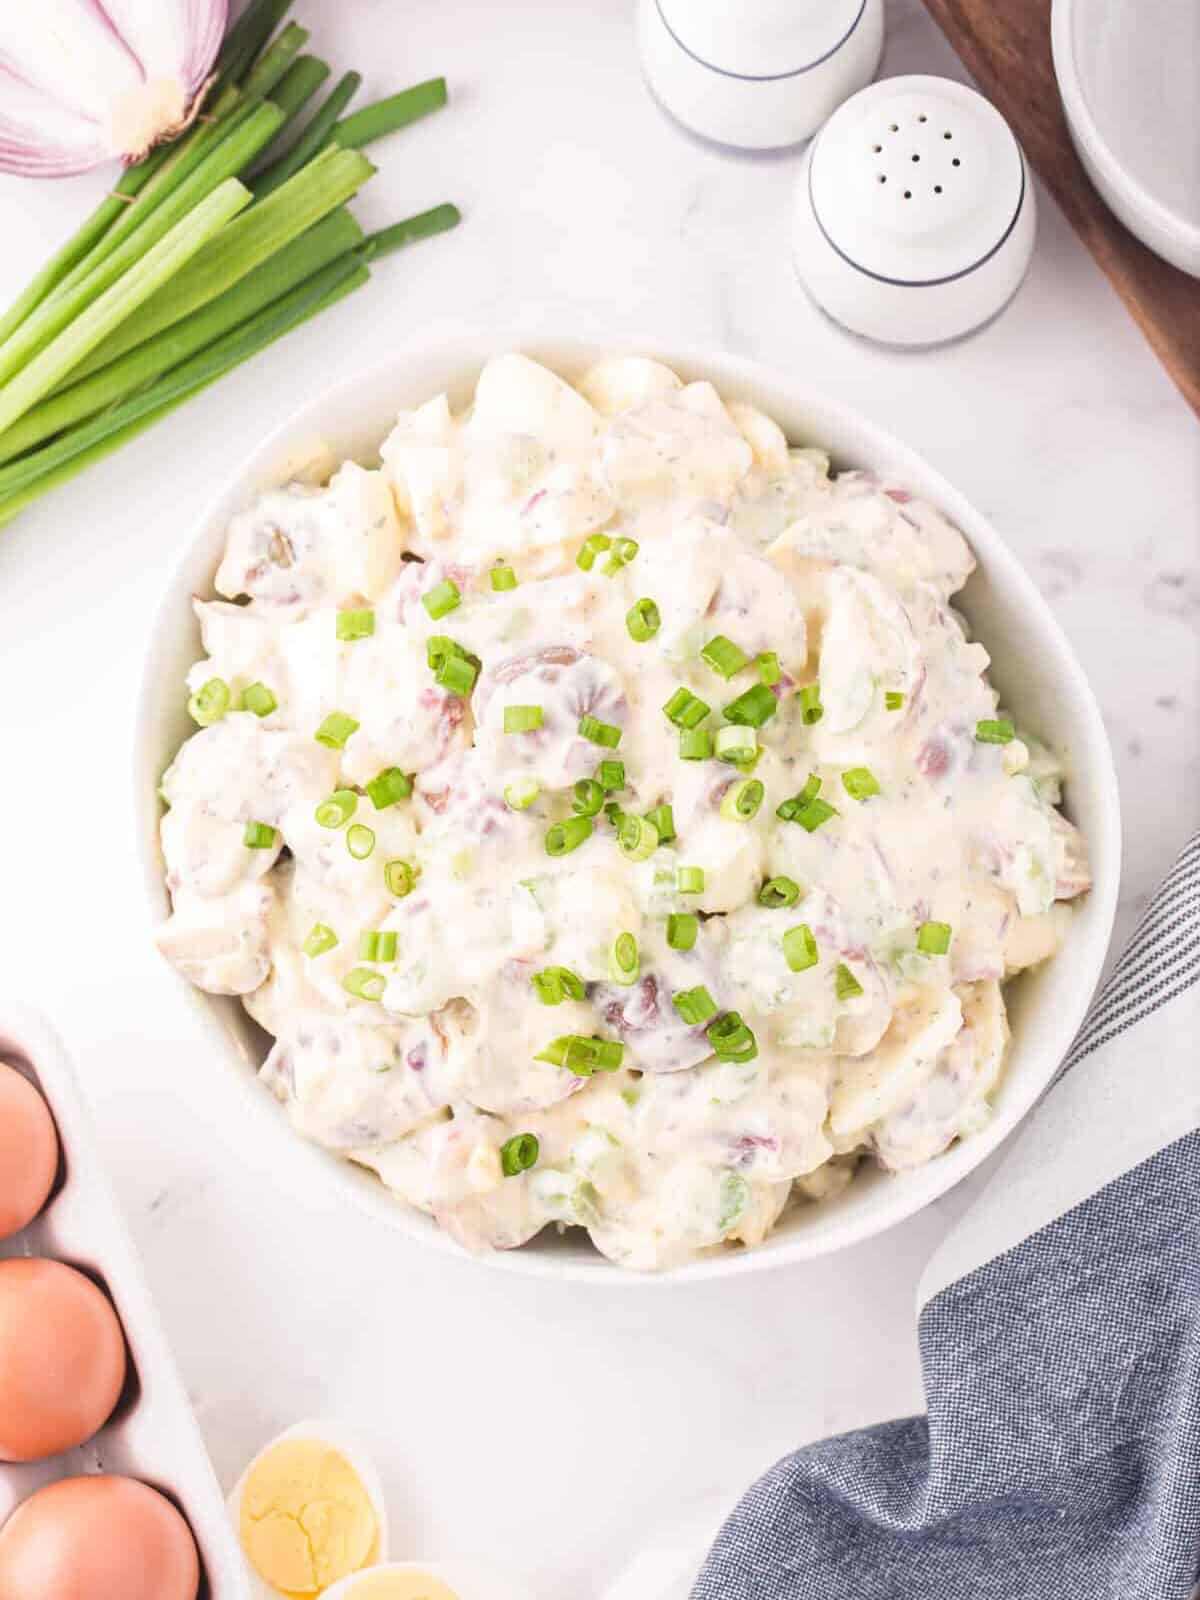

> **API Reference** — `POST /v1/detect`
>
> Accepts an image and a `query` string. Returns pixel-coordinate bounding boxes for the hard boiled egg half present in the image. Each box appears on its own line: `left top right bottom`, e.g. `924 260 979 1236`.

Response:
228 1421 388 1599
322 1564 530 1600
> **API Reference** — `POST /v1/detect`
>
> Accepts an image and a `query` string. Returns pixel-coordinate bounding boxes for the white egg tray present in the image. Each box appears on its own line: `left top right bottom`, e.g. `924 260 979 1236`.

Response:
0 1003 248 1600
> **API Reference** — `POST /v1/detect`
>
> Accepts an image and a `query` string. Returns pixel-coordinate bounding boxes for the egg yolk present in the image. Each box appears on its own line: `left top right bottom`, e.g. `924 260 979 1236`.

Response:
238 1437 379 1596
342 1577 460 1600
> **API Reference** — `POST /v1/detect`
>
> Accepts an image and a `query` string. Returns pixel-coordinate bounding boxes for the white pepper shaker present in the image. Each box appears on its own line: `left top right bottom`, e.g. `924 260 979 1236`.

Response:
638 0 885 151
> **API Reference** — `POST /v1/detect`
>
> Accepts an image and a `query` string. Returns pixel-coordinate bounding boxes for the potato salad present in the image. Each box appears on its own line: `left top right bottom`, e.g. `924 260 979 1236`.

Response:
156 353 1090 1271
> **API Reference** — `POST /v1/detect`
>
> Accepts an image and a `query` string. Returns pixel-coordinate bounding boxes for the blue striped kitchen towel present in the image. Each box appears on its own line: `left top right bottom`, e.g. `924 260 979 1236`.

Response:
692 832 1200 1600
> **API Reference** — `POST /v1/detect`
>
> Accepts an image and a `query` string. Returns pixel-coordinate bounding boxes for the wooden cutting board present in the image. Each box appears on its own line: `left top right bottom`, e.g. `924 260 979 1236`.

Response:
921 0 1200 420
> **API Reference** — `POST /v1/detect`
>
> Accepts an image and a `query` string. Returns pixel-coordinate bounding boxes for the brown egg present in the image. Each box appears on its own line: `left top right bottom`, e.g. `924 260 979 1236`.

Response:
0 1475 200 1600
0 1062 58 1240
0 1259 126 1460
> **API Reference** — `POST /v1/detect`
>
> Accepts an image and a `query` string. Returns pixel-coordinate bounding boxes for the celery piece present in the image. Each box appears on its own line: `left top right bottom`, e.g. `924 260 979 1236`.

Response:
0 180 251 437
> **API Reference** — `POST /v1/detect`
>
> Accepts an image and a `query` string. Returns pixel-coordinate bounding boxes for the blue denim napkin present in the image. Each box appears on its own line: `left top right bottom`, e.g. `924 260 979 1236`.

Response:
693 833 1200 1600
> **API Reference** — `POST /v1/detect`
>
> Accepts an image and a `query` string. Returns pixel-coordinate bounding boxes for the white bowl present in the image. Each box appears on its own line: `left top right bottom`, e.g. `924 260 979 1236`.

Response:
1052 0 1200 278
134 334 1121 1284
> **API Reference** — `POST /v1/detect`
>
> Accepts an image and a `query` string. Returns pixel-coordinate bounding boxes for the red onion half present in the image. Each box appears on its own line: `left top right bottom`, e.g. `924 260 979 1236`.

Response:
0 0 228 178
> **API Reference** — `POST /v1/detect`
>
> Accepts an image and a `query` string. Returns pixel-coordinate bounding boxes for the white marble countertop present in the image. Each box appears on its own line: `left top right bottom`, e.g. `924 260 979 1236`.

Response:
0 2 1196 1594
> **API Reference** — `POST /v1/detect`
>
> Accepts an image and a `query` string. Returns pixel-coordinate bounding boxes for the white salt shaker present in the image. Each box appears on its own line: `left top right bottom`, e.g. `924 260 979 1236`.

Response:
638 0 885 151
792 74 1038 344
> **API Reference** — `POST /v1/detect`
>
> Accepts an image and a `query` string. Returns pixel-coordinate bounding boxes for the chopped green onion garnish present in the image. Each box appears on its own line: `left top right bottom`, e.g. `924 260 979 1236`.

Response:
777 774 821 820
576 532 612 572
366 768 412 809
435 653 477 696
793 797 839 833
723 683 777 728
626 598 661 643
667 912 698 951
546 817 594 856
384 859 416 897
716 725 758 766
604 800 624 827
422 578 461 619
701 635 750 680
617 814 659 861
579 713 622 748
679 727 712 761
783 924 818 972
885 690 905 711
346 823 375 859
572 778 605 817
315 789 358 828
677 865 704 894
664 687 710 729
597 760 625 792
535 1034 624 1075
673 985 717 1026
707 1011 758 1063
504 704 544 734
504 779 540 810
359 929 398 963
842 767 880 802
612 536 639 564
240 681 277 717
303 923 337 958
797 683 823 725
490 562 517 592
500 1132 539 1176
343 966 386 1002
721 778 765 821
243 821 278 849
835 963 864 1001
532 966 585 1005
188 677 230 726
426 635 461 670
758 876 800 909
609 931 640 985
645 803 676 843
757 652 781 687
336 607 375 641
976 719 1015 745
315 710 359 748
917 920 953 955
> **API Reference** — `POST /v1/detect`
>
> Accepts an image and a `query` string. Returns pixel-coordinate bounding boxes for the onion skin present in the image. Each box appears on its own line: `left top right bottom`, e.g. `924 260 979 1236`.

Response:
0 0 229 178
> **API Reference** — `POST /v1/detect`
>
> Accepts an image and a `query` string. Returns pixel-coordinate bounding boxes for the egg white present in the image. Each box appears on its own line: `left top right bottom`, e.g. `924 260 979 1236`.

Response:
226 1419 390 1600
322 1562 531 1600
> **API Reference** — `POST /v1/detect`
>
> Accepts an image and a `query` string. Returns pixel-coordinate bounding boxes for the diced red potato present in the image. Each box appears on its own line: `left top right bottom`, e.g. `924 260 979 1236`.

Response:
161 716 339 826
577 356 683 416
214 467 403 608
338 631 471 784
470 352 599 457
161 805 278 898
829 986 965 1141
871 981 1008 1170
592 974 715 1073
154 882 274 995
426 1112 549 1253
601 382 754 513
1003 902 1074 974
472 645 630 790
726 401 790 473
1050 810 1092 899
258 1011 461 1152
379 392 461 553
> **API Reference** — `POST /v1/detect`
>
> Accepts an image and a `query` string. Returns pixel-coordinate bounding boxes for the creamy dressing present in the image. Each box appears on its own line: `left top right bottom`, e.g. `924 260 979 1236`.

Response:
156 354 1090 1271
